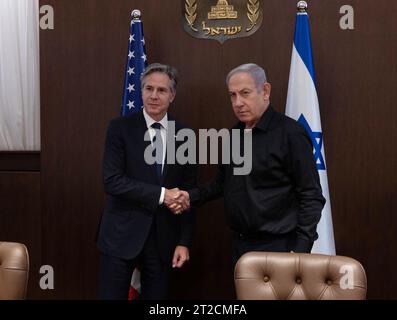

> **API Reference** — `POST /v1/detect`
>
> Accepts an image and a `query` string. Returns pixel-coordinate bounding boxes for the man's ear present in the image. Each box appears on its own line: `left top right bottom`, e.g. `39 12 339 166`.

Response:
170 91 176 103
263 83 271 100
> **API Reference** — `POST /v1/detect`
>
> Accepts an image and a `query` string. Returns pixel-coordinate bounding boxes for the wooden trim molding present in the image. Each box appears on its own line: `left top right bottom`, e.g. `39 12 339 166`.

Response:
0 152 40 171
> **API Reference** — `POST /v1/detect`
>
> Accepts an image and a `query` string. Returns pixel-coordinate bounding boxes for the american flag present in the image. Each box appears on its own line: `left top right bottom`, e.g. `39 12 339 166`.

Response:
121 10 147 116
121 10 147 300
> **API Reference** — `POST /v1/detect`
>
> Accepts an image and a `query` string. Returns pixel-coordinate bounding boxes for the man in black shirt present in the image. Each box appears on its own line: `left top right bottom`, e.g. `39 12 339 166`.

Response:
174 63 325 266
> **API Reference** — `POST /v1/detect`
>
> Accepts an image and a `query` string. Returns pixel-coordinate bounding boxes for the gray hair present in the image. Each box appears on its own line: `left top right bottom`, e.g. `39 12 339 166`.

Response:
226 63 268 92
141 63 178 93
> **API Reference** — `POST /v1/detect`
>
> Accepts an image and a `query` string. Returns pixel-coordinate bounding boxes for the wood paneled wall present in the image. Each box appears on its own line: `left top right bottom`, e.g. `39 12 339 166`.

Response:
1 0 395 299
0 170 41 299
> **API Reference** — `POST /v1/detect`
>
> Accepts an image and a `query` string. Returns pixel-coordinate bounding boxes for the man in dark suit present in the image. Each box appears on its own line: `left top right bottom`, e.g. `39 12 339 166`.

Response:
173 63 325 266
97 63 196 299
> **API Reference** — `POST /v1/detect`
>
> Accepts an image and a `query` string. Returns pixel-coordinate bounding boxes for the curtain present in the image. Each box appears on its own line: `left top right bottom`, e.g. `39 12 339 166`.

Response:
0 0 40 150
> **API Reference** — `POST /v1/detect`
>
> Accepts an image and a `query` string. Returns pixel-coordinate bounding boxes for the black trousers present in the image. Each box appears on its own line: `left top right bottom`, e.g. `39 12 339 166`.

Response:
98 223 171 300
232 231 296 267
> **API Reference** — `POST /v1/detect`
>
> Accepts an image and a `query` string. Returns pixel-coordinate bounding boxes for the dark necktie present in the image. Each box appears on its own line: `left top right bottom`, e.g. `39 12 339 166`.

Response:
151 122 163 179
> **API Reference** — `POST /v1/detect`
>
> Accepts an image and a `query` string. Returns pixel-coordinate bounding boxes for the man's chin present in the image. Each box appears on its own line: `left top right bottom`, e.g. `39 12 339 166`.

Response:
145 106 158 114
237 115 252 123
145 107 166 119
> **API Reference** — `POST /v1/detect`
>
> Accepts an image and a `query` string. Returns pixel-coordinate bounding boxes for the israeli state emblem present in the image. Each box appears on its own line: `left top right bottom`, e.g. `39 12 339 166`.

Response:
182 0 263 43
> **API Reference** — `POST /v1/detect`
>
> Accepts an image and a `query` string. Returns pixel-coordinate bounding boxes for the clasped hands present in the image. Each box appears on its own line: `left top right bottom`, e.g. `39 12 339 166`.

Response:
164 188 190 214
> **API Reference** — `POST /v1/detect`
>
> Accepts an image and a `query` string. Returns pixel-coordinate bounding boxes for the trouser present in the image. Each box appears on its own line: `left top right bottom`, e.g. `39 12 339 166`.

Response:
232 231 296 267
98 223 171 300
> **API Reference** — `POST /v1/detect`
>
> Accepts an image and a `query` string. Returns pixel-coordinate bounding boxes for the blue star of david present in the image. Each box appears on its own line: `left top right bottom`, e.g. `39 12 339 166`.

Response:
298 114 326 171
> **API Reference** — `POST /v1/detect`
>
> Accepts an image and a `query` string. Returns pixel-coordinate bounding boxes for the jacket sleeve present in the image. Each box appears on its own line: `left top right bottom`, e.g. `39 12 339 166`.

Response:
177 162 198 248
188 164 225 207
102 119 161 214
287 127 326 253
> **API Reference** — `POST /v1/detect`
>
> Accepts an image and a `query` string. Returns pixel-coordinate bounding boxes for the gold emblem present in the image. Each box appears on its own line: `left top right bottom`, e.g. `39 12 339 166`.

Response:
208 0 238 20
246 0 260 31
182 0 263 43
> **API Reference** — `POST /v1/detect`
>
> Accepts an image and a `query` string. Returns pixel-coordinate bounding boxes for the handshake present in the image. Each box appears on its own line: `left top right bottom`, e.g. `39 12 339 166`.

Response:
164 188 190 214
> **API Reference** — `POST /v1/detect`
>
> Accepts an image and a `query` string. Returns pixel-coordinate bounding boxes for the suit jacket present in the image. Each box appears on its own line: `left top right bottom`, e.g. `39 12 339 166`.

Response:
97 110 196 262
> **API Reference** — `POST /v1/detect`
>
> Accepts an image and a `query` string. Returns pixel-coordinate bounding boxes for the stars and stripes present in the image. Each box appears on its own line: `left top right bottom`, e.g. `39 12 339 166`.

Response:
121 13 148 116
120 10 148 300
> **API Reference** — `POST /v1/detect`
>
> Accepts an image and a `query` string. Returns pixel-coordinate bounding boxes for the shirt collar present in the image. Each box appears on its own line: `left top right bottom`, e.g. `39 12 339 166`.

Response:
143 108 168 130
254 105 274 132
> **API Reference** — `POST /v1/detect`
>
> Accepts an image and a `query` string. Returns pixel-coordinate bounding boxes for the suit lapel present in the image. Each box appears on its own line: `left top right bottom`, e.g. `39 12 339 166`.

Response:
129 111 159 183
129 111 183 185
161 135 176 184
161 115 181 185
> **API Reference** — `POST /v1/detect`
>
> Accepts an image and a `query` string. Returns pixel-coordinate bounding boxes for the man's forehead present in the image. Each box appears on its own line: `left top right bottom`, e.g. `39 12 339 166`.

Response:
228 81 256 93
228 85 253 93
143 74 171 87
228 72 255 88
144 81 169 88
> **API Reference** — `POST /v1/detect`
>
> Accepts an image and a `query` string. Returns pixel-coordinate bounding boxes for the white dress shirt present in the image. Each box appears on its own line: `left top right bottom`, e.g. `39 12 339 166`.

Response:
143 108 167 204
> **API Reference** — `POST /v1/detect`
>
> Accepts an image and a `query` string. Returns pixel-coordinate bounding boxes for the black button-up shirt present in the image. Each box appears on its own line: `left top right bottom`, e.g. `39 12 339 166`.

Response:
190 105 325 252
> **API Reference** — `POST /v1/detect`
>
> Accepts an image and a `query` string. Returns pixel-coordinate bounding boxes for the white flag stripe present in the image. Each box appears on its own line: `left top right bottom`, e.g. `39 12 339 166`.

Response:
286 46 322 131
313 170 335 254
130 268 141 292
286 13 336 255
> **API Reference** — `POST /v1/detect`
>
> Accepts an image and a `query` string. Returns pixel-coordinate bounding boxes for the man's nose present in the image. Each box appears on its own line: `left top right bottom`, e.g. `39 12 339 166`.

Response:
234 95 243 107
150 90 158 99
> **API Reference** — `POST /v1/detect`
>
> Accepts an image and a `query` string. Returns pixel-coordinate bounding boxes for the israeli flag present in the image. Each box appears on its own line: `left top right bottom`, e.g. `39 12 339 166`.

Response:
286 8 336 255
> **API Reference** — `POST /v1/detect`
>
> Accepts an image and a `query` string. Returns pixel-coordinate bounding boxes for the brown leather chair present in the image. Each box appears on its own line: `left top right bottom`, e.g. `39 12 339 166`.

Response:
234 251 367 300
0 242 29 300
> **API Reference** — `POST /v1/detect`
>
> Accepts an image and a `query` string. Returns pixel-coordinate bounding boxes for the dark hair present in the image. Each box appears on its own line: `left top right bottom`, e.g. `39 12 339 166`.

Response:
141 63 178 92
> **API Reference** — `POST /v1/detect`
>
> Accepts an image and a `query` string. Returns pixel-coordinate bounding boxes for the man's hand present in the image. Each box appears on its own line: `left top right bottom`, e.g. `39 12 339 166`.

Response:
164 188 190 214
164 188 181 207
172 245 190 268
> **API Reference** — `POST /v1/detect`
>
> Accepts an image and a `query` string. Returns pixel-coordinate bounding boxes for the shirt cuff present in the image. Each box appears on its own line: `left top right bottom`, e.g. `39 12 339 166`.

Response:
159 187 165 205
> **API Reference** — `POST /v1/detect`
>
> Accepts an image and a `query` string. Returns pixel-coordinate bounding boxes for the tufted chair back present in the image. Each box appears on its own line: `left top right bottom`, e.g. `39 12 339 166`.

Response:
234 251 367 300
0 242 29 300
